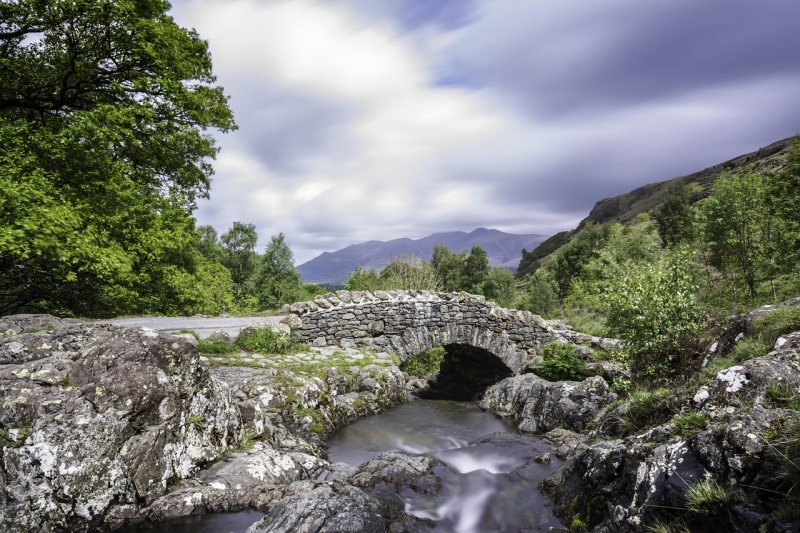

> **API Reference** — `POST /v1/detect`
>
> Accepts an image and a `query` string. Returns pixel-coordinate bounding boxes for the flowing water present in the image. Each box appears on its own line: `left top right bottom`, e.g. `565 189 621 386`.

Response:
121 400 562 533
327 399 564 533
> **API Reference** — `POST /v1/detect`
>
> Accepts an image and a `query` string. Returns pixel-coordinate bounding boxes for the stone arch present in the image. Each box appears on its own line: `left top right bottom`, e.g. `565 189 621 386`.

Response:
285 289 553 398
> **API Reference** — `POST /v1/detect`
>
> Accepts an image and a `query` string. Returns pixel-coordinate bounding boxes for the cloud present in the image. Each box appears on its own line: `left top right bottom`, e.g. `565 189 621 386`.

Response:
170 0 800 264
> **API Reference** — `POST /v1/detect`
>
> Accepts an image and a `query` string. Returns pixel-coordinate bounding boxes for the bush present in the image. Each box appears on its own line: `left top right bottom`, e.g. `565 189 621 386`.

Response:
673 412 709 437
400 347 445 377
196 340 239 355
236 325 291 354
606 250 705 382
535 342 595 382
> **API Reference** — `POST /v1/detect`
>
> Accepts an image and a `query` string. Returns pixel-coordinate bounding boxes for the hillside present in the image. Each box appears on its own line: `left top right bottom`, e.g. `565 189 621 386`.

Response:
298 228 549 284
516 135 797 279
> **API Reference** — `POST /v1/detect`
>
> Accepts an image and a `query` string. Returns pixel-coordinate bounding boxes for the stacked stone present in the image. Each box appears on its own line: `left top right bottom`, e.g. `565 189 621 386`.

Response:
287 289 552 374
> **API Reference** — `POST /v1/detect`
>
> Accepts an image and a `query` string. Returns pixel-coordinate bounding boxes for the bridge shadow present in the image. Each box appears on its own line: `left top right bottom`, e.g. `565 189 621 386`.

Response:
413 343 514 401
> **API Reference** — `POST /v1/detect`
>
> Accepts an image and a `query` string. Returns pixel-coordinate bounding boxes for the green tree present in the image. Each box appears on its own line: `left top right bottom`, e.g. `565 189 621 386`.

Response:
253 233 303 309
379 255 440 291
0 0 235 316
431 244 465 292
481 266 516 308
654 181 695 247
606 250 705 381
195 225 226 265
462 245 490 293
553 222 610 299
343 265 383 292
701 168 775 301
525 268 559 318
220 222 258 298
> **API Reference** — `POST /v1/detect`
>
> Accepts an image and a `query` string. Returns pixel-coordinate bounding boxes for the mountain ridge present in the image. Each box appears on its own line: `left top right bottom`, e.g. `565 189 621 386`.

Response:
298 228 549 284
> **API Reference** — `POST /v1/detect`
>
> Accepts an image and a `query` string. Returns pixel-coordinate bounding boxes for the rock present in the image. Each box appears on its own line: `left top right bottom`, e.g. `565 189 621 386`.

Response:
480 374 615 434
170 332 198 345
572 345 595 360
312 337 327 347
534 452 551 464
0 316 242 531
245 481 426 533
207 329 234 344
280 314 303 331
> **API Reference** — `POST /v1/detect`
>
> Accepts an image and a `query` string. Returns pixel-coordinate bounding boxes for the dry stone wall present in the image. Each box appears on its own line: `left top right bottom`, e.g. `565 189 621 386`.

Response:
286 289 552 376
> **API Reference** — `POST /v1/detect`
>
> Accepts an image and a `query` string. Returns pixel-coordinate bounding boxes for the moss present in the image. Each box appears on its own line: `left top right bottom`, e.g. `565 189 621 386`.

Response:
24 325 54 333
0 425 32 448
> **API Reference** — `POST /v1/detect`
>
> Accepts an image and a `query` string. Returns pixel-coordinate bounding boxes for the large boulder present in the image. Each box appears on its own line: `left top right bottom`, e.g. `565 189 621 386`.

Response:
0 315 242 532
480 374 616 434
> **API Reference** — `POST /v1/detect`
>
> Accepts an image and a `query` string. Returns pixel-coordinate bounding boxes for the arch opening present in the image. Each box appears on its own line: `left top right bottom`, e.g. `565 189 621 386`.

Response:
414 343 513 401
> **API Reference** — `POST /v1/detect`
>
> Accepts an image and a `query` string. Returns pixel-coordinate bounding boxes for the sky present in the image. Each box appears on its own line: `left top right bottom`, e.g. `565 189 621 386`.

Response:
169 0 800 265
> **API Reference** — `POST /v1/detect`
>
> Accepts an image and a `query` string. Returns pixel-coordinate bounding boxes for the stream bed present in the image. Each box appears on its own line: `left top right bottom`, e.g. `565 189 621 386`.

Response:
122 400 563 533
328 399 564 533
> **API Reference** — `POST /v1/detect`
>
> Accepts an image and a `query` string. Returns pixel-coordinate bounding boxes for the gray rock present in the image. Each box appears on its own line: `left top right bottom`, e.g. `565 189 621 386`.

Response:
0 316 242 531
280 313 303 331
480 374 615 434
207 329 234 344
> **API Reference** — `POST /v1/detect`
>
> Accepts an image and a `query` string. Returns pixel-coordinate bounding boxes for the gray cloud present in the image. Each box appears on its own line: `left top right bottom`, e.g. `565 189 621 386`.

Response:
172 0 800 264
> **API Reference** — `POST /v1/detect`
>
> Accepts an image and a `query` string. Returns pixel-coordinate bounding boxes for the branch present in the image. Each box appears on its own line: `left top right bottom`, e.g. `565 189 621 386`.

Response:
0 26 44 40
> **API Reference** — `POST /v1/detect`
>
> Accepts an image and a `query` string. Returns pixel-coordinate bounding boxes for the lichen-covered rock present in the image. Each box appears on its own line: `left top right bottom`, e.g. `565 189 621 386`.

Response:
0 315 242 532
480 374 615 434
244 480 428 533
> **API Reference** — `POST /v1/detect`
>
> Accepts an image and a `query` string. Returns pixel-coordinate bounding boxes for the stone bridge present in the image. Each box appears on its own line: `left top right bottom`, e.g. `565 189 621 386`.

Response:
284 289 554 398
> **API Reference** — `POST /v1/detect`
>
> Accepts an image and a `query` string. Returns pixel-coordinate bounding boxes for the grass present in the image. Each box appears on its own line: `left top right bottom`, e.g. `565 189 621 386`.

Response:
24 325 55 333
673 411 709 437
730 337 771 362
236 325 294 354
684 480 741 514
751 305 800 347
400 346 444 377
765 383 800 411
176 329 200 340
644 520 691 533
562 305 606 337
622 388 680 435
196 339 239 355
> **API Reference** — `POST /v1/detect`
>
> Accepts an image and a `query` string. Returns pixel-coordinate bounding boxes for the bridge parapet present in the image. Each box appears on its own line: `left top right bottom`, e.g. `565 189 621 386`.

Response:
286 289 552 379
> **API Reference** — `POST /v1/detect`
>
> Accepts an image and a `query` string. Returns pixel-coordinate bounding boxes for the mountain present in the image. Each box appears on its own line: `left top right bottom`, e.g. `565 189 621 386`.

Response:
297 228 549 284
516 135 798 279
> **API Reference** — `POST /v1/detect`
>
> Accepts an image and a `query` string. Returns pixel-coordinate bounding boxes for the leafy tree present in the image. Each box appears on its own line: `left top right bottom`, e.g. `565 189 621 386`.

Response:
0 0 235 316
343 265 383 292
462 245 490 293
654 181 695 247
515 231 570 280
431 243 465 292
379 255 440 291
195 225 226 265
553 222 610 299
701 168 775 301
481 266 516 308
253 233 303 309
606 250 705 381
220 222 258 297
525 268 559 318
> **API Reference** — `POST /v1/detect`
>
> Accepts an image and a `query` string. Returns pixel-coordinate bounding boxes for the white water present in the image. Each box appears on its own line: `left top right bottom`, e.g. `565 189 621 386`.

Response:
327 399 563 532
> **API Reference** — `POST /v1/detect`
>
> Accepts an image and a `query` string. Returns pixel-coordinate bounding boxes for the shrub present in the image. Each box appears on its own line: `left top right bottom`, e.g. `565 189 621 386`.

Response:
751 305 800 346
196 340 239 355
684 481 740 515
673 412 709 437
606 250 705 382
730 337 770 363
765 383 800 410
535 342 596 382
401 347 445 377
622 388 680 434
236 325 291 354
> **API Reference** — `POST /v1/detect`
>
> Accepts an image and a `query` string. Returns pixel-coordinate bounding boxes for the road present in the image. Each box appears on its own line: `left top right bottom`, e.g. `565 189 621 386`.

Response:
103 315 285 339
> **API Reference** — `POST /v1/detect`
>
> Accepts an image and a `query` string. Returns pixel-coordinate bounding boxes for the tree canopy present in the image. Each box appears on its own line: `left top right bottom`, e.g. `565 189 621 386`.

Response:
0 0 235 316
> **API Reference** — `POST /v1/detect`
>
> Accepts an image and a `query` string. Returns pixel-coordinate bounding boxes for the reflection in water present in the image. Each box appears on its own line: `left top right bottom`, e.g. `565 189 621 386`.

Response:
327 399 563 533
119 510 266 533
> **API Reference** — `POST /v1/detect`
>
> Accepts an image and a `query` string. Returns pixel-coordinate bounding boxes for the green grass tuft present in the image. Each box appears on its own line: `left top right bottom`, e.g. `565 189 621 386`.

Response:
684 480 740 515
765 383 800 410
673 411 709 437
196 339 239 355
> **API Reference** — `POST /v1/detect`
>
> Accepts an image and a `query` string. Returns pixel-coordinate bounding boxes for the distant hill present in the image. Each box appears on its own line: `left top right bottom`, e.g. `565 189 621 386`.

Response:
297 228 549 284
516 135 798 279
